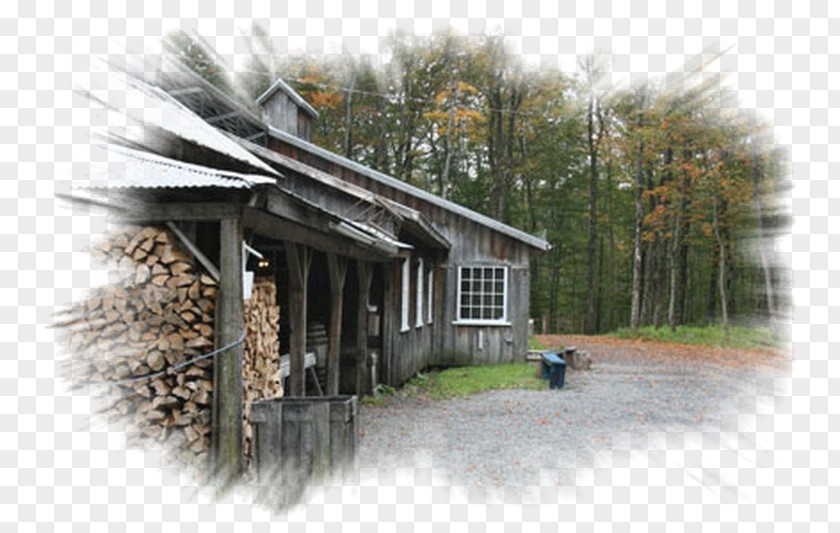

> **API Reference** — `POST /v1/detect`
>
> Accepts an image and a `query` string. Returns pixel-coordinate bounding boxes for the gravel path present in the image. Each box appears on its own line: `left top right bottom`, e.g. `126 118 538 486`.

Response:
356 335 787 489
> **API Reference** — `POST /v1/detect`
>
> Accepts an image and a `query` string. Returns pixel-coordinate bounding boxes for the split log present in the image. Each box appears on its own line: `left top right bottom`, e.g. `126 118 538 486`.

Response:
63 223 285 474
61 224 218 469
241 277 282 470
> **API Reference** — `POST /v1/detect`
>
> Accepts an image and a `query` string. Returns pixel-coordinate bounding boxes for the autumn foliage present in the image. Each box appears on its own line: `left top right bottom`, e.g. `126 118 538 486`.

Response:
174 29 786 335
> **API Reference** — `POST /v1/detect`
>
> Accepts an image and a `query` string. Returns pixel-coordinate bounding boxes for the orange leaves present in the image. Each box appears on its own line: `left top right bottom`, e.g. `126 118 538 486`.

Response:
422 102 485 137
292 69 345 111
307 90 343 111
642 184 671 204
432 81 480 106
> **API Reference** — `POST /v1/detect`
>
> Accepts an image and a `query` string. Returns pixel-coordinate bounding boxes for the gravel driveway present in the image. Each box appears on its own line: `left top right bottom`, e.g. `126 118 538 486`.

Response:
356 335 787 489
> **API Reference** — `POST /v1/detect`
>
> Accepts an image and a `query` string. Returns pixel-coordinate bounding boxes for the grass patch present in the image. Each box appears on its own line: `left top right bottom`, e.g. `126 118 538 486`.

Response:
403 363 544 400
528 336 548 350
360 383 399 407
360 395 389 407
608 324 778 350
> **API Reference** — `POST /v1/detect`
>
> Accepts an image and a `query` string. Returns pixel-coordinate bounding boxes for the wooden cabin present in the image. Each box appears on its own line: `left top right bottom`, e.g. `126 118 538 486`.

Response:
71 63 549 477
245 80 551 389
149 65 551 393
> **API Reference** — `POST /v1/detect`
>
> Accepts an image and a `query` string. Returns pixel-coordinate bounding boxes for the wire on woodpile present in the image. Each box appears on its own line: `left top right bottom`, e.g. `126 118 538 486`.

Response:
93 329 247 387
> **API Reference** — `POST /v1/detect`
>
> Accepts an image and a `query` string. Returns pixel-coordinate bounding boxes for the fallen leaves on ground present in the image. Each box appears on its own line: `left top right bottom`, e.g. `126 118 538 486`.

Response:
535 334 790 372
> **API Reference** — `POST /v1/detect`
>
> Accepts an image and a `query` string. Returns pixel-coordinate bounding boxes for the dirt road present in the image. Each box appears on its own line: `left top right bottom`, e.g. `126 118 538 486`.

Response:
356 335 788 489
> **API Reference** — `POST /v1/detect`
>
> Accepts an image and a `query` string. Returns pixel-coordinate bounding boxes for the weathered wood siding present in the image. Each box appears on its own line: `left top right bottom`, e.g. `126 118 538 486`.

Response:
262 94 312 142
268 138 536 384
381 258 436 386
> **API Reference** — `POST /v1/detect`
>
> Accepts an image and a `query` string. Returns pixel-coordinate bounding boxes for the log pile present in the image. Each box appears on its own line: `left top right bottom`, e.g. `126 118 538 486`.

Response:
242 277 282 469
59 224 218 468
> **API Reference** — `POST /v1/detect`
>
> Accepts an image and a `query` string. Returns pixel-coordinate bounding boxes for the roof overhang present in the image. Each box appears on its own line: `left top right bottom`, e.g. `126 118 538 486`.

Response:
81 66 280 178
225 132 451 251
378 198 451 251
265 125 551 252
261 187 410 260
67 146 410 263
80 144 278 191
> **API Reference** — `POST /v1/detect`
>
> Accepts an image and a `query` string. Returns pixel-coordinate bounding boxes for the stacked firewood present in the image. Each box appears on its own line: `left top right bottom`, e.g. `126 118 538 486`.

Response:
242 277 282 469
60 224 217 467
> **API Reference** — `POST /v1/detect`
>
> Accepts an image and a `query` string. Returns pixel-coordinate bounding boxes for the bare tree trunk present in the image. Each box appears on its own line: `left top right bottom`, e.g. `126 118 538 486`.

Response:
751 149 776 323
440 76 457 199
630 97 646 330
668 215 681 332
343 69 356 158
667 154 690 332
676 236 690 324
707 245 718 322
487 88 504 219
584 96 599 334
712 198 730 340
548 245 561 333
605 161 618 331
652 236 666 329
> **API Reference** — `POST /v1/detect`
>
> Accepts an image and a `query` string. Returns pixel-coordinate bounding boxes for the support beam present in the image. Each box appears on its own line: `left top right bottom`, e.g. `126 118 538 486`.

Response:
326 253 348 396
165 221 220 281
285 243 312 397
243 207 393 263
211 217 244 481
125 202 244 222
355 261 373 396
206 110 245 124
168 86 204 97
380 264 394 387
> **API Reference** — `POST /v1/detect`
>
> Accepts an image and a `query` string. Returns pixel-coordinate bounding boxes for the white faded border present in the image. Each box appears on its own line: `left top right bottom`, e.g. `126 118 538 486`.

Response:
8 0 832 528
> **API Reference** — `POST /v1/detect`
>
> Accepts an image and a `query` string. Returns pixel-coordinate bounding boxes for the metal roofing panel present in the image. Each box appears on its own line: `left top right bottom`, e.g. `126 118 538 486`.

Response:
227 134 449 250
80 144 277 190
265 126 551 252
83 67 280 177
274 188 412 257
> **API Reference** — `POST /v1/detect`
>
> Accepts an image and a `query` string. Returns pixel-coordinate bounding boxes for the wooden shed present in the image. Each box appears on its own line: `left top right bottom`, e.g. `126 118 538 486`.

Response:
70 68 418 479
247 79 551 386
70 63 550 479
149 64 551 390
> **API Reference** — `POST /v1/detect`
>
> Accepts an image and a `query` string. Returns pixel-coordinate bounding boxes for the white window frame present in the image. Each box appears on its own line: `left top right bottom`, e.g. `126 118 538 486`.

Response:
415 257 424 328
426 266 434 324
400 257 410 332
453 265 510 326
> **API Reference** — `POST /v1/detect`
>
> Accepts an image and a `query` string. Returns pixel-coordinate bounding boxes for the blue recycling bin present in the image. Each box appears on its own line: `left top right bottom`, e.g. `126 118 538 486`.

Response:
541 352 567 389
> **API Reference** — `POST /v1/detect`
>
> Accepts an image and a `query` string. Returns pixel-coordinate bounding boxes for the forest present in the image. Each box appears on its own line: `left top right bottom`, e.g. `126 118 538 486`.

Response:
165 30 787 336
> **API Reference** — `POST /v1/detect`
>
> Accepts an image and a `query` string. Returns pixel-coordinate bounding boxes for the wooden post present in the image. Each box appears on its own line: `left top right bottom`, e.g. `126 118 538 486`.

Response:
379 264 394 387
326 253 348 396
355 261 373 396
285 243 312 397
212 217 244 481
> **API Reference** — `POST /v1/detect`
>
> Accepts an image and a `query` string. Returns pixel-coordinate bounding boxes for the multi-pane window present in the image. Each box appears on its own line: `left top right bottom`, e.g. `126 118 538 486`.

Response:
457 266 508 323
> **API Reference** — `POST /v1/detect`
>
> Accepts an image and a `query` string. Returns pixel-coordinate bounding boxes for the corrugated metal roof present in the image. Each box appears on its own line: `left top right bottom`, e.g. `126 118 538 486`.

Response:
83 67 279 177
255 78 319 118
226 134 451 250
80 144 278 190
275 187 412 257
77 144 413 258
265 126 551 252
